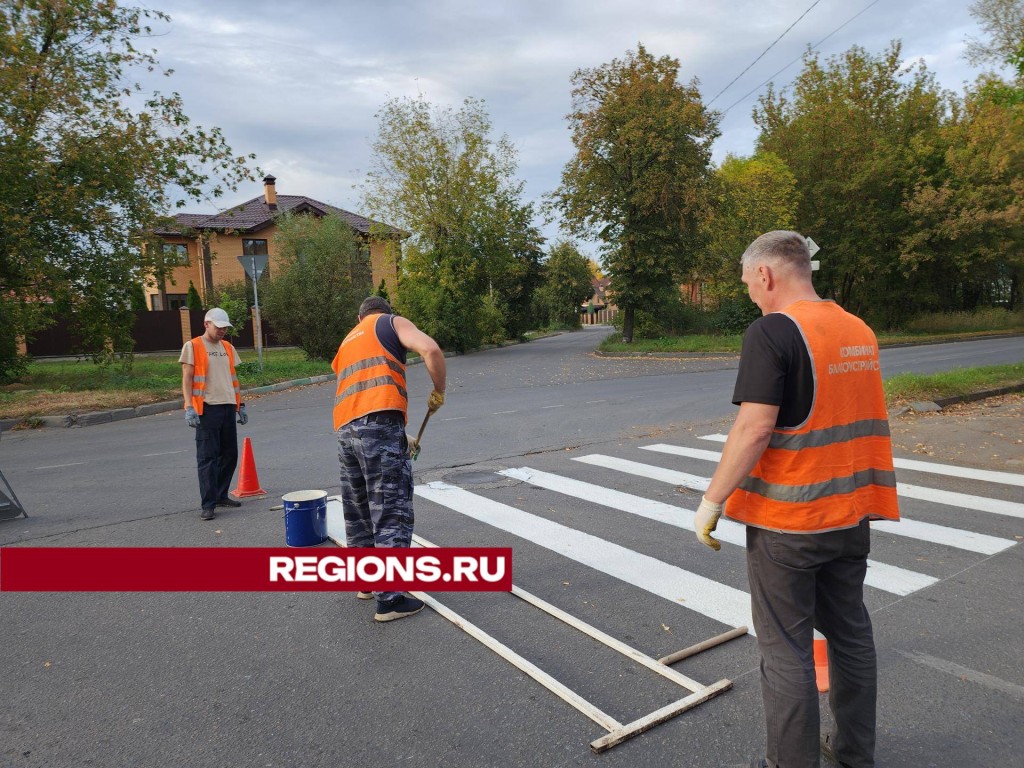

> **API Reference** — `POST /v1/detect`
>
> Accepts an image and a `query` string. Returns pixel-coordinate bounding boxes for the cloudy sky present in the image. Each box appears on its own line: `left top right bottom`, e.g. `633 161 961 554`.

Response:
142 0 998 249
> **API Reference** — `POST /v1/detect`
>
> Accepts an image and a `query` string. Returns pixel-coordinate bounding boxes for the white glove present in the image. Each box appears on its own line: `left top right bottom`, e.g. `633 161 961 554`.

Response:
695 496 724 551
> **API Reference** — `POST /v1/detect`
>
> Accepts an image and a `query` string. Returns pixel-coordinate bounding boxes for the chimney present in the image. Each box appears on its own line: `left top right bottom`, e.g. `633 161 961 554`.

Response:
263 175 277 208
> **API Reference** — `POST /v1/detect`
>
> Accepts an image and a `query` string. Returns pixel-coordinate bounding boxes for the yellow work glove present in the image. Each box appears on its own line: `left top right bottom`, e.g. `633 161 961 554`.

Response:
427 389 445 412
694 496 724 551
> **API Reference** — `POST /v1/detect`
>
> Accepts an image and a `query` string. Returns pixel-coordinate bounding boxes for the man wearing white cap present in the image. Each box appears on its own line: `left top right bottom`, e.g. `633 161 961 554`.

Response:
179 308 249 520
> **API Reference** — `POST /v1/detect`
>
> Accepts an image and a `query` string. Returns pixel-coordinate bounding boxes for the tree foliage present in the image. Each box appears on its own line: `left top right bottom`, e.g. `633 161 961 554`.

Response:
362 96 543 351
697 152 799 304
755 43 948 326
260 214 372 360
552 44 719 342
0 0 257 380
536 240 593 327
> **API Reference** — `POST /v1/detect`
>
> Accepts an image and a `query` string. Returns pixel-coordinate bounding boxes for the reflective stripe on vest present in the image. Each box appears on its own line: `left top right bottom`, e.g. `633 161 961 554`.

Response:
190 337 241 415
725 301 900 533
331 315 408 431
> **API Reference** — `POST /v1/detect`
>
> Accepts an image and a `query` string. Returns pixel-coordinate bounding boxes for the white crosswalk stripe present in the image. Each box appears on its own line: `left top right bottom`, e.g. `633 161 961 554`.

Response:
697 433 1024 488
499 466 938 596
640 444 1024 522
414 481 755 632
406 442 1017 640
579 452 1015 556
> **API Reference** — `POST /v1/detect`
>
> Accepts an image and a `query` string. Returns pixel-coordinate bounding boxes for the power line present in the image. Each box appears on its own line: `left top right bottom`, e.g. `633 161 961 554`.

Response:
707 0 823 106
720 0 884 116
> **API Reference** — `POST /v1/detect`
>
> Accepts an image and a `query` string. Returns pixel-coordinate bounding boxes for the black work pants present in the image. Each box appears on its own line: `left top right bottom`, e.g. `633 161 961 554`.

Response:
195 404 238 512
747 519 877 768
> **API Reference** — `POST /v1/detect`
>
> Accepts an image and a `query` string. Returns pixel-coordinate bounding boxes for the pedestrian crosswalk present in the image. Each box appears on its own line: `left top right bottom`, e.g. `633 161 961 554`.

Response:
411 440 1021 638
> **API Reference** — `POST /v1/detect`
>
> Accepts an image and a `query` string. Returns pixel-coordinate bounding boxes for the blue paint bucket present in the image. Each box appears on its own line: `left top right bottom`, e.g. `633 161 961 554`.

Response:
282 490 328 547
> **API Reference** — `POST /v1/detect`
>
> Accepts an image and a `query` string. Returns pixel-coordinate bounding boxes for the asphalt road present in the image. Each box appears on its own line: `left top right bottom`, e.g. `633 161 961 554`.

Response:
1 329 1022 767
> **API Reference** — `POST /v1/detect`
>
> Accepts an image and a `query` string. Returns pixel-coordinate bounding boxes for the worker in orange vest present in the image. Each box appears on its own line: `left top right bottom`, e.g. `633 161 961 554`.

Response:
332 296 446 622
696 231 899 768
180 307 248 521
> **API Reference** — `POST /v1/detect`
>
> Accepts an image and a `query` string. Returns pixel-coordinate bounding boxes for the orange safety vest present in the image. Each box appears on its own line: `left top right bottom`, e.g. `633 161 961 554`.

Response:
331 315 408 431
189 337 241 415
725 301 900 533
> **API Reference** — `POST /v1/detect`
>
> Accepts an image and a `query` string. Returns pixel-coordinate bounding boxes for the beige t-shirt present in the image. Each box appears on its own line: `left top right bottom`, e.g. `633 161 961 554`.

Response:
179 337 243 405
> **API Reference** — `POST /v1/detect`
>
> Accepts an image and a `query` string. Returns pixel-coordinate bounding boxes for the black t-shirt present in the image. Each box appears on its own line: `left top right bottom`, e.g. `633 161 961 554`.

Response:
732 313 815 429
375 314 407 364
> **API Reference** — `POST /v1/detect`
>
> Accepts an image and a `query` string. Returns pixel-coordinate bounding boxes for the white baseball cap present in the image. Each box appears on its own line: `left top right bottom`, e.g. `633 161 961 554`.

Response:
204 307 232 328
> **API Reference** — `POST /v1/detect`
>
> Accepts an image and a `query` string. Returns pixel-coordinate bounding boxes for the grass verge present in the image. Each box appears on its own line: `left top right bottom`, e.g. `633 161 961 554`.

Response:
883 363 1024 404
1 348 333 420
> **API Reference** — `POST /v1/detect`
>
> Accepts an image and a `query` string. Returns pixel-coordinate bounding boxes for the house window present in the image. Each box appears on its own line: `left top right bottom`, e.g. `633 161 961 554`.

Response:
153 293 188 310
162 243 189 265
242 239 268 256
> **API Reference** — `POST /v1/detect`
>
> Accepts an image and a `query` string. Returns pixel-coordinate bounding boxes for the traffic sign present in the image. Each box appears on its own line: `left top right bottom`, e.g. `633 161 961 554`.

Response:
238 254 268 281
806 237 820 257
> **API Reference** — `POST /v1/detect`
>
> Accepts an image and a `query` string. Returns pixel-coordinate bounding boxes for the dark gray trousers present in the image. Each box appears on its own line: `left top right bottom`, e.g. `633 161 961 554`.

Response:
195 403 238 512
746 519 877 768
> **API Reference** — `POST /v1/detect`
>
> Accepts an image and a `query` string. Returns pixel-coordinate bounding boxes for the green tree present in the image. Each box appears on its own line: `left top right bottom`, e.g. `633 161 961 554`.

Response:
755 43 947 326
902 91 1024 310
552 44 719 342
537 240 594 327
698 152 799 305
0 0 257 379
362 96 543 351
186 281 203 310
260 214 372 360
967 1 1024 106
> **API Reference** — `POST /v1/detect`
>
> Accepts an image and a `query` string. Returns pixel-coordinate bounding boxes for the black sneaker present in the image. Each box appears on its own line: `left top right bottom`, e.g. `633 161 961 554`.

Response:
216 497 242 508
200 508 216 520
374 595 424 622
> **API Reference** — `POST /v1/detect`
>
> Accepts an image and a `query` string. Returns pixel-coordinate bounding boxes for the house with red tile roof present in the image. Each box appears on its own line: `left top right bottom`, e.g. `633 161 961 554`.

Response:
147 176 401 310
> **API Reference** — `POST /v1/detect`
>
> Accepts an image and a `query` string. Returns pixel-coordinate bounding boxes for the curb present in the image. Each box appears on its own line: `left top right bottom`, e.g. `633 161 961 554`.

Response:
888 383 1024 416
0 337 529 431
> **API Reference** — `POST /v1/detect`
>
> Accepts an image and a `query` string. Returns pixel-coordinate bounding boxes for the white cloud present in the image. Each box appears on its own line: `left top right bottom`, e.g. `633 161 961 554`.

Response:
141 0 987 247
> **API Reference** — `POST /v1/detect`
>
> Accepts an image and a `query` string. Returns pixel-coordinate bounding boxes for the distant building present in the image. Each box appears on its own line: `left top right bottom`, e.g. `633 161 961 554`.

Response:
146 175 402 310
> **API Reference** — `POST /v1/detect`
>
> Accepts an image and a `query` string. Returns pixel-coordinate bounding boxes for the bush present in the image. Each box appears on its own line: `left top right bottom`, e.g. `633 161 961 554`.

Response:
709 297 761 335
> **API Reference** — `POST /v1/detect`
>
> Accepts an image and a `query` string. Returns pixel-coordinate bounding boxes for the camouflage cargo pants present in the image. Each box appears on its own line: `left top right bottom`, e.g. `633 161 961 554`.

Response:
337 412 413 602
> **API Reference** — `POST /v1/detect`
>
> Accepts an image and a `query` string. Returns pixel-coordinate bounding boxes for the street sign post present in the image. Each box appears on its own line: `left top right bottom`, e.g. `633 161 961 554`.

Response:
237 254 269 372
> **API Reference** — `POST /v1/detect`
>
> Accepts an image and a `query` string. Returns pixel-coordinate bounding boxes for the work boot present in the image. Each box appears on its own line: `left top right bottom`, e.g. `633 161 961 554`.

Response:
216 497 242 508
374 595 424 622
200 508 216 521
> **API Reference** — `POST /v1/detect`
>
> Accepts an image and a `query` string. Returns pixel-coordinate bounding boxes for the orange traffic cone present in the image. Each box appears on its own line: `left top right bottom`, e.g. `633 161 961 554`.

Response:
232 437 267 497
813 634 830 693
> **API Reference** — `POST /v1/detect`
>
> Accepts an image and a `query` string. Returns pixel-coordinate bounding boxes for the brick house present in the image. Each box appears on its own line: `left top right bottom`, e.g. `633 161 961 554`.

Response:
146 175 402 310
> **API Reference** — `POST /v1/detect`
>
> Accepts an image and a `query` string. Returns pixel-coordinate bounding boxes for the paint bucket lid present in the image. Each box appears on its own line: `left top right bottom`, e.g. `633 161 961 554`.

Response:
282 490 328 503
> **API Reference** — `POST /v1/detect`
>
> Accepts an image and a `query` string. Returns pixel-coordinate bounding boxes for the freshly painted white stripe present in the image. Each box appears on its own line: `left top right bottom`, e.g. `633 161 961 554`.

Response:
414 481 754 632
143 450 184 457
501 467 936 597
642 444 1024 520
542 404 565 409
585 400 607 404
442 416 467 421
577 454 1014 556
898 651 1024 701
36 462 85 470
699 434 1024 488
493 410 518 415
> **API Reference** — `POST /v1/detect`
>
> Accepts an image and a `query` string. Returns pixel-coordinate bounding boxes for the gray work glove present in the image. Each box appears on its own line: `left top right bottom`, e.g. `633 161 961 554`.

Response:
236 404 248 425
185 406 200 428
694 496 724 551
